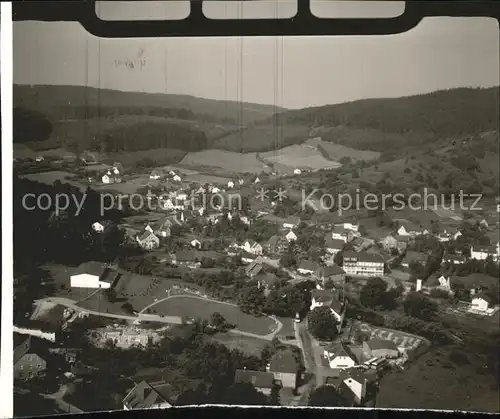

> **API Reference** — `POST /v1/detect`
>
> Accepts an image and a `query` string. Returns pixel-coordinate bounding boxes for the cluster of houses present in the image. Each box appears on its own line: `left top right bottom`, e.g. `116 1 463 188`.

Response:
101 163 123 184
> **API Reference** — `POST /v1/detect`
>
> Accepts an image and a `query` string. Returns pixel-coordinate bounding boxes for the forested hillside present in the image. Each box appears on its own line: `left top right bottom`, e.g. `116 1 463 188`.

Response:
258 87 499 152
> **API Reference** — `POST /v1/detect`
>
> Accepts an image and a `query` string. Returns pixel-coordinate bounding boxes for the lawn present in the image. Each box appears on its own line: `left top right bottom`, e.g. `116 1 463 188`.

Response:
377 345 500 412
180 149 264 174
20 171 87 192
152 295 277 336
260 144 341 170
208 333 269 355
305 138 380 162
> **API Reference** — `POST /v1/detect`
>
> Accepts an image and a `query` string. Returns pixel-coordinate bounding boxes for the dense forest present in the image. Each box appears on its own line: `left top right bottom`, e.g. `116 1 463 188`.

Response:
14 84 281 125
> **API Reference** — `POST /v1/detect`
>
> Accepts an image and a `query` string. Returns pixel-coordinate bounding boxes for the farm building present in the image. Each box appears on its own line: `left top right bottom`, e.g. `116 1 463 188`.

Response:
149 170 162 180
470 294 494 313
363 338 400 359
69 261 116 289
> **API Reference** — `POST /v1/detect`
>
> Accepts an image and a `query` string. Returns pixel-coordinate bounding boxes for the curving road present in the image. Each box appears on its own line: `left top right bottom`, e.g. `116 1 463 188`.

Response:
36 294 283 340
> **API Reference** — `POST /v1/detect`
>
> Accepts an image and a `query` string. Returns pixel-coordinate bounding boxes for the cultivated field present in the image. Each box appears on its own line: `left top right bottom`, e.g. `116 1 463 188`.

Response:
152 295 277 336
260 144 341 170
305 137 380 162
180 150 265 174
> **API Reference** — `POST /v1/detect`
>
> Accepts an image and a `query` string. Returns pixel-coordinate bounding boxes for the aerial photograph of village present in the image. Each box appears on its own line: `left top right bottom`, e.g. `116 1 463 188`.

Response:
11 7 500 417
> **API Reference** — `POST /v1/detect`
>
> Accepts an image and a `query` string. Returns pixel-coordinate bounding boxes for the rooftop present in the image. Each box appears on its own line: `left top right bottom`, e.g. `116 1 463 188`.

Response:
269 350 299 374
234 370 274 389
123 380 174 410
71 261 108 278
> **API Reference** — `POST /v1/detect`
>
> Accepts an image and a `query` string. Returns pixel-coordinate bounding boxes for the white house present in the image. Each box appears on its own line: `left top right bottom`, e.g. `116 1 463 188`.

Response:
102 172 112 184
240 216 251 225
149 170 161 180
293 168 302 175
298 260 318 275
242 240 263 255
470 245 498 261
283 216 300 230
396 221 422 237
70 262 112 289
323 343 358 370
435 275 452 291
191 239 201 249
169 170 176 176
176 190 188 201
471 295 493 313
35 156 45 162
122 380 173 410
341 369 368 405
254 177 261 184
238 179 244 185
91 221 112 234
286 230 297 242
211 187 221 194
173 175 182 182
227 180 235 189
112 166 120 175
325 236 345 254
334 222 359 233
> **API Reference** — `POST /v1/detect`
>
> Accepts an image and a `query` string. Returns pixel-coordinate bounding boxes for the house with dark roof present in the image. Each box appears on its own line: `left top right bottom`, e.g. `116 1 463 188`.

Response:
363 338 400 359
323 342 358 369
315 265 346 288
310 289 345 331
136 230 160 251
331 225 356 243
234 370 275 396
442 254 466 265
283 216 300 230
266 235 288 255
297 260 319 275
342 251 384 277
256 273 278 295
323 367 373 406
380 234 409 253
401 251 428 268
171 250 201 269
145 218 172 238
122 380 174 410
267 350 300 389
14 335 47 381
395 219 424 237
325 236 345 255
245 259 264 278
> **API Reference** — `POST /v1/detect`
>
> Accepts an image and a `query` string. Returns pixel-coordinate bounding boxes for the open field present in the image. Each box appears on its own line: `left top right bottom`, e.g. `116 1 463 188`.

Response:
152 295 277 336
260 144 341 170
377 345 500 412
180 150 265 174
19 171 87 192
305 137 380 162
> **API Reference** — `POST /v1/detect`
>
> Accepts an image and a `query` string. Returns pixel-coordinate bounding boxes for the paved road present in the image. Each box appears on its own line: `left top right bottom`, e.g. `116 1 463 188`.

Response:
41 385 83 414
35 297 183 325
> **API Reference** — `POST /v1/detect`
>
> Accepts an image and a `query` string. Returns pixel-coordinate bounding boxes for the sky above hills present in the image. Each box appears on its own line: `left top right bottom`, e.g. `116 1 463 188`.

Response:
13 16 499 109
